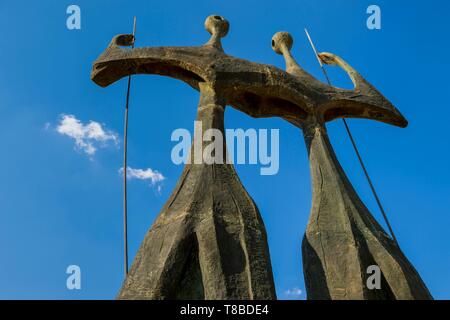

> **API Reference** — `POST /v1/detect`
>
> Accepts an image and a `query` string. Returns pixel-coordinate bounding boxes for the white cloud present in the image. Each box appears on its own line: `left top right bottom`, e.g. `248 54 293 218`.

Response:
56 114 118 156
284 287 302 298
119 166 165 186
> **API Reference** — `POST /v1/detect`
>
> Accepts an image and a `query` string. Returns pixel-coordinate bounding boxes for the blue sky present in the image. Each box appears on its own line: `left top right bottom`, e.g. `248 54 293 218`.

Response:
0 0 449 299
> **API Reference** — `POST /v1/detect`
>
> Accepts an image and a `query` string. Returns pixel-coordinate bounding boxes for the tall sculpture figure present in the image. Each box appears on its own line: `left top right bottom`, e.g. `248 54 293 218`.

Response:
270 32 432 300
91 15 432 299
92 16 276 300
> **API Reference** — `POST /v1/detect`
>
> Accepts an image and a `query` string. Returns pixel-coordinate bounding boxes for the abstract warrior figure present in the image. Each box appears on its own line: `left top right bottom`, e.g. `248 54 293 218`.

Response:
271 31 432 300
92 16 276 300
91 15 432 299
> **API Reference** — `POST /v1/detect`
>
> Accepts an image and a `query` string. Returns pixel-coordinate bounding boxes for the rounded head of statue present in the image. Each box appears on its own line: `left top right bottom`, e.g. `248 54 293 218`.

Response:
205 15 229 38
271 31 293 55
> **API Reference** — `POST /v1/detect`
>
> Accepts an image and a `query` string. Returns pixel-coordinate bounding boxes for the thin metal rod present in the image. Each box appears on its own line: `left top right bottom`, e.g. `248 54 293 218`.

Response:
341 118 399 245
123 16 136 277
304 28 399 246
304 29 332 86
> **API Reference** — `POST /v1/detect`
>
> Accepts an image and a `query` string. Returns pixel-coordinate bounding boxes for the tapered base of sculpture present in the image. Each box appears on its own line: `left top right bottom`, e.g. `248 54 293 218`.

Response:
117 83 276 300
301 122 432 300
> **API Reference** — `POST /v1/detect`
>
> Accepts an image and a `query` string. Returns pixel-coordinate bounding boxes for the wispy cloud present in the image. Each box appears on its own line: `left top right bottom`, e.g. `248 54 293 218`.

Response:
55 114 118 156
283 287 302 299
119 166 165 188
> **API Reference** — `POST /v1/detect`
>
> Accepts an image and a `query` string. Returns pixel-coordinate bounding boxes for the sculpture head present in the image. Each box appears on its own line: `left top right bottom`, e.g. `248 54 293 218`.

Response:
271 32 293 54
205 15 229 38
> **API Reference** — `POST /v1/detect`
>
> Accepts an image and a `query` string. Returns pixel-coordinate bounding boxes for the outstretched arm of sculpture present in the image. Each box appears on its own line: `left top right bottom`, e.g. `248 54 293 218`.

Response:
318 52 367 90
91 15 407 129
91 16 318 122
271 32 407 128
317 51 408 127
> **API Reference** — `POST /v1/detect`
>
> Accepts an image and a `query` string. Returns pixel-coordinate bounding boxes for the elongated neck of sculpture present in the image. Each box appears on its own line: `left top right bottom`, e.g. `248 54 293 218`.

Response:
278 43 305 76
190 82 227 165
302 121 353 198
301 120 381 299
300 120 384 236
196 83 226 132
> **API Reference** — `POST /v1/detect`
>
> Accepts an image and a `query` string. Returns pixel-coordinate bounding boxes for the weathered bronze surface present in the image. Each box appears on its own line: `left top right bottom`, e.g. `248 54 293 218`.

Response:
91 15 432 300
